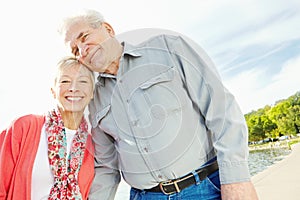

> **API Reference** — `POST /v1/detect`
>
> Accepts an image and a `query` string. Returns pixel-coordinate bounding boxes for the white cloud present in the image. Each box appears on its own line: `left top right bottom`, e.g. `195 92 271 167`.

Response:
182 0 300 57
224 55 300 114
1 0 300 130
267 56 300 96
223 67 266 113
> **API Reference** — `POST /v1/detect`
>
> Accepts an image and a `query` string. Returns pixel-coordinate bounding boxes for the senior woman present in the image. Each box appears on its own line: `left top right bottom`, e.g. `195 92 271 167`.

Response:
0 57 95 200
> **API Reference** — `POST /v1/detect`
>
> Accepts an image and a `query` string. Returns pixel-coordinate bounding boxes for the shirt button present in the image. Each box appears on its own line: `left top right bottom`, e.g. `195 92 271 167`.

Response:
143 147 148 152
132 120 138 126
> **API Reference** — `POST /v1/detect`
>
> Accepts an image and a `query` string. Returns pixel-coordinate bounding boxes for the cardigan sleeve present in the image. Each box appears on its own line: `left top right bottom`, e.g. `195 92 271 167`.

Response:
0 129 6 151
0 118 22 199
0 115 45 200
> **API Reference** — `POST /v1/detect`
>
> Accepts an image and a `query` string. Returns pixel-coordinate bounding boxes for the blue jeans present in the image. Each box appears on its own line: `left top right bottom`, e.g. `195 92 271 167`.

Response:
130 170 221 200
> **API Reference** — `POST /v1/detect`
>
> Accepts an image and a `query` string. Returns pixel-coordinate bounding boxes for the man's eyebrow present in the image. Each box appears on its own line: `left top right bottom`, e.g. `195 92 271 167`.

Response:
71 32 84 49
76 32 84 40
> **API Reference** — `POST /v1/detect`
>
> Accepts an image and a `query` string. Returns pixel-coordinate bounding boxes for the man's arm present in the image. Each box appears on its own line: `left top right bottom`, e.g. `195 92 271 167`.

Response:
221 182 259 200
88 126 121 200
168 35 258 198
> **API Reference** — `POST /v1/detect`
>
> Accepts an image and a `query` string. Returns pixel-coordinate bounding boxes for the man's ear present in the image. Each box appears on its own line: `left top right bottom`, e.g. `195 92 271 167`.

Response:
102 22 115 36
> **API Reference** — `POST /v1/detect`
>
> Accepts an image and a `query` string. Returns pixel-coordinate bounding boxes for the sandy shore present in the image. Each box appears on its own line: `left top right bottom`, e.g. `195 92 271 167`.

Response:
252 143 300 200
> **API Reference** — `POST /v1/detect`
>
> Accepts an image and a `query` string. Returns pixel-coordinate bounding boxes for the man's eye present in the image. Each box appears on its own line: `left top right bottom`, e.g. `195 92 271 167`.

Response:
81 33 89 42
61 80 71 83
72 48 79 57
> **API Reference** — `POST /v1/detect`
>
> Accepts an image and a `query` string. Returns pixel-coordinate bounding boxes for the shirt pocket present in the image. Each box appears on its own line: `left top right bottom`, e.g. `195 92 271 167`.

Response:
139 67 175 89
127 66 186 131
91 104 111 128
138 66 185 111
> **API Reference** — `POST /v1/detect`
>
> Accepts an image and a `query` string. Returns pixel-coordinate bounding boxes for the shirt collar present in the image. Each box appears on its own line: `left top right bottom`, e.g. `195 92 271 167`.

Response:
121 41 142 57
97 41 142 84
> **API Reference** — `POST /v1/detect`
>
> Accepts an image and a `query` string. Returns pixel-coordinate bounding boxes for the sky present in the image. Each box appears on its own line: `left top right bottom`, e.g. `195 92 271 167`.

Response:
1 0 300 130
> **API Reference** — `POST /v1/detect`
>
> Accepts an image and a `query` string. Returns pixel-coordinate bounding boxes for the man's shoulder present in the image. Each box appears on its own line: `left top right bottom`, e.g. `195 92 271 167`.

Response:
117 28 182 46
146 33 180 43
126 34 183 53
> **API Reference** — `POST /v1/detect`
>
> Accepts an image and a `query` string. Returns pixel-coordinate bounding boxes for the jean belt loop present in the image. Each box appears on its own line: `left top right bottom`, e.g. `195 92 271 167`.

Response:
192 170 201 185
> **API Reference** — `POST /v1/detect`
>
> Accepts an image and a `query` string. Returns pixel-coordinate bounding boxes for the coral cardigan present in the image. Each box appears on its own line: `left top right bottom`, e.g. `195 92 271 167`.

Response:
0 114 95 200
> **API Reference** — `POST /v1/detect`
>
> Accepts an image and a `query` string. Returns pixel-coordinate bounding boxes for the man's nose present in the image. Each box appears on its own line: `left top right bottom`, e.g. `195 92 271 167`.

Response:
78 43 88 57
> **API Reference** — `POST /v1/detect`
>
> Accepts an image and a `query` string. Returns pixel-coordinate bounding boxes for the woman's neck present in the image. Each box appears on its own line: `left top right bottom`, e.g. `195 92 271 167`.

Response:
60 111 84 130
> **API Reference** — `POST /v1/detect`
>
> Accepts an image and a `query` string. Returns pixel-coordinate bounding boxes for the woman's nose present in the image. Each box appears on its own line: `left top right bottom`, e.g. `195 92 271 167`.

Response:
69 82 79 92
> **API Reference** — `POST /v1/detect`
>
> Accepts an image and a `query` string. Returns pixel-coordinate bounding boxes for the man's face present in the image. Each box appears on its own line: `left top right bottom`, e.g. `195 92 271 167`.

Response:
64 21 119 72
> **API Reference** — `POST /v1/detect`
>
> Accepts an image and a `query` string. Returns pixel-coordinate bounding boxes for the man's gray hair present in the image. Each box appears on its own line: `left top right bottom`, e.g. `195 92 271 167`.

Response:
58 9 105 36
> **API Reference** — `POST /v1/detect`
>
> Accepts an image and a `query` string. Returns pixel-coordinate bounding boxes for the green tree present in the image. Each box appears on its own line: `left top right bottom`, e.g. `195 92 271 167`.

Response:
245 91 300 141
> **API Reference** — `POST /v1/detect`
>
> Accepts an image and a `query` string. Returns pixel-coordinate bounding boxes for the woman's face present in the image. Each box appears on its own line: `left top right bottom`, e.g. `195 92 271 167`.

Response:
52 64 94 114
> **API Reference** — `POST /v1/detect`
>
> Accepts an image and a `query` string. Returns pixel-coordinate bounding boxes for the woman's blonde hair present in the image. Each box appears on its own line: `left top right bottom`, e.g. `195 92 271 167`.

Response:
54 56 95 90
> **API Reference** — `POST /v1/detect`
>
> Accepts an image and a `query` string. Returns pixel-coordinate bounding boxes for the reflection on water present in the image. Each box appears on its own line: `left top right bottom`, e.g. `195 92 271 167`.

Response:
249 147 291 176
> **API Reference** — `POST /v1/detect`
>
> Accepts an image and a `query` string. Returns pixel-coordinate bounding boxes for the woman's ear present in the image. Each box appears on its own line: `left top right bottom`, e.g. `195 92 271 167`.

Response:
51 88 56 99
102 22 115 36
90 89 94 100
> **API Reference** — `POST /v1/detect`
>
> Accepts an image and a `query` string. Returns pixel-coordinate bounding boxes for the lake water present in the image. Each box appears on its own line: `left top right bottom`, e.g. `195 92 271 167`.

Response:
115 147 292 199
248 147 291 176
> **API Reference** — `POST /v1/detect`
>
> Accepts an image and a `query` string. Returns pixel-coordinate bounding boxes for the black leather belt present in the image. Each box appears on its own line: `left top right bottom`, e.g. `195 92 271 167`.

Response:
145 160 218 195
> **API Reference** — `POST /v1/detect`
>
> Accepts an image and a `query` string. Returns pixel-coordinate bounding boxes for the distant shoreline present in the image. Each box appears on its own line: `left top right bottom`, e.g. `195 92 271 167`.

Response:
249 141 289 151
249 137 300 151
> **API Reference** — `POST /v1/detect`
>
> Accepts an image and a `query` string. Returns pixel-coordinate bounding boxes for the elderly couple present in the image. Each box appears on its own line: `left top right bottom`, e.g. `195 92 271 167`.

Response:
0 9 258 200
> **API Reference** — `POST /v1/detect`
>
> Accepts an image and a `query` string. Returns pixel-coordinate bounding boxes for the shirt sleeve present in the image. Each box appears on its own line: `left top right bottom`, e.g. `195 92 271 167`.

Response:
88 125 121 200
169 35 251 184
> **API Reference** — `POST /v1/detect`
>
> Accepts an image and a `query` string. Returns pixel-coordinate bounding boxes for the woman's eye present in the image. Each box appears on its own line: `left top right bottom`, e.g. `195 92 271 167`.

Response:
61 80 71 83
79 79 89 83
